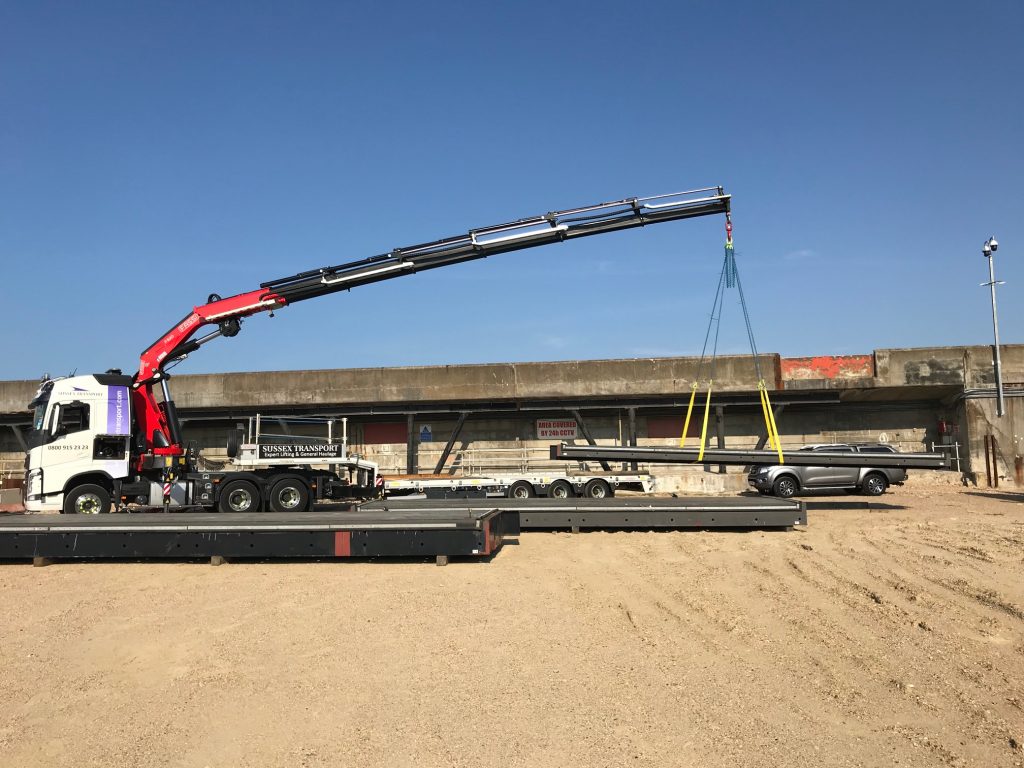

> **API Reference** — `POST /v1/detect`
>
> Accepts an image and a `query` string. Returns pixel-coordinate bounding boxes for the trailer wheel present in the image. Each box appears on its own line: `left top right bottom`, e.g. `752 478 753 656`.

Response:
582 479 612 499
64 484 111 515
269 478 309 512
548 479 575 499
507 480 535 499
219 480 261 513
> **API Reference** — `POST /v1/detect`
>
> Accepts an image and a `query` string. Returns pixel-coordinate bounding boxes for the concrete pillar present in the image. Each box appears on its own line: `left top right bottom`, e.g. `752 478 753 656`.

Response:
406 414 416 475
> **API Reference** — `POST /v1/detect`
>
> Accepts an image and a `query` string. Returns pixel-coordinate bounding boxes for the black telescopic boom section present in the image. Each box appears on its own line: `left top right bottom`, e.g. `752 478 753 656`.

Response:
261 187 730 305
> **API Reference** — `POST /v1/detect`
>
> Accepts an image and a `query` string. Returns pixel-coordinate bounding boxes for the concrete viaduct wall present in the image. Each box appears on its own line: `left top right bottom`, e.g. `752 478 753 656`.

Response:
2 344 1022 487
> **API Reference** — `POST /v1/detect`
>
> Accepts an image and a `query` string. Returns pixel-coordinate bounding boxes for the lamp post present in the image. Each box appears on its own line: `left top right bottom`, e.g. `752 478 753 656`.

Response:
981 236 1005 417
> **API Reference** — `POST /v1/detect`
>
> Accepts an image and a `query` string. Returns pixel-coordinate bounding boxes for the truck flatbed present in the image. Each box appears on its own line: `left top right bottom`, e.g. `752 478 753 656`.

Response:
0 508 517 563
361 496 806 530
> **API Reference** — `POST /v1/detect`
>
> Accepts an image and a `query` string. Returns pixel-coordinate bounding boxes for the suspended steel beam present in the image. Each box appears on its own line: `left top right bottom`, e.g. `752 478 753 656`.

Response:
550 443 951 470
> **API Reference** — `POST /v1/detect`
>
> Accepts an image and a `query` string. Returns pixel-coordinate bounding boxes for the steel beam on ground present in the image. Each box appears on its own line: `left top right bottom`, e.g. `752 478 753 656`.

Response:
550 443 950 469
363 497 807 530
0 508 517 561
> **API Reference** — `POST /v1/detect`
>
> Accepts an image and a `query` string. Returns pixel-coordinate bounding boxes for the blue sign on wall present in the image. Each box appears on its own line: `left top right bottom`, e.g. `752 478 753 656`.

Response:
419 425 432 442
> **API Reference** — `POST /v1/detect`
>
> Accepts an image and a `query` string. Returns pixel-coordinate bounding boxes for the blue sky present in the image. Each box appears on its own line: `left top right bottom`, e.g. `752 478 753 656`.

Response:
1 1 1021 381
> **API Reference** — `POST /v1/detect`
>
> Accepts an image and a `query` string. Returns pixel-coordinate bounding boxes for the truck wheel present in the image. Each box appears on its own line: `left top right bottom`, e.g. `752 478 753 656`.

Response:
583 479 612 499
219 480 261 513
548 479 575 499
64 484 111 515
269 478 309 512
507 480 535 499
772 476 799 499
861 473 888 496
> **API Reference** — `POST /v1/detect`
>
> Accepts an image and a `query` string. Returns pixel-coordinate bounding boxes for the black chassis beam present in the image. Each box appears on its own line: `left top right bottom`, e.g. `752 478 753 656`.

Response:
363 498 807 530
550 444 951 470
0 510 518 562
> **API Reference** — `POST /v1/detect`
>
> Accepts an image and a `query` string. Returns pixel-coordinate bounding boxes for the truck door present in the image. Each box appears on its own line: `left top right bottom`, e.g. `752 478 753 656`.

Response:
39 400 94 496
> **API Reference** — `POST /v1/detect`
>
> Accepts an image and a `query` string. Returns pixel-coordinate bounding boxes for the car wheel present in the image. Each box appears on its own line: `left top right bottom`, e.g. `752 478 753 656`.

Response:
507 480 535 499
269 478 309 512
861 473 888 496
547 479 575 499
64 484 111 515
772 476 799 499
218 480 261 513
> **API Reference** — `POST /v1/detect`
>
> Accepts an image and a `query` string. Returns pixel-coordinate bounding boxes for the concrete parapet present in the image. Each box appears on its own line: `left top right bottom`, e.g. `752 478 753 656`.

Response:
874 345 1024 389
127 354 782 411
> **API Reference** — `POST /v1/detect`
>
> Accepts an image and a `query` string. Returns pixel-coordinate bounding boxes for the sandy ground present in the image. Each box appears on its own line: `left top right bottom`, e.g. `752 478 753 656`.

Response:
0 485 1022 768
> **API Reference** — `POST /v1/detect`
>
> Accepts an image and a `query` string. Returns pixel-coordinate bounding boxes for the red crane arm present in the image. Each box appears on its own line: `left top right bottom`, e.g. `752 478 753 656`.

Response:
131 288 286 456
136 288 286 384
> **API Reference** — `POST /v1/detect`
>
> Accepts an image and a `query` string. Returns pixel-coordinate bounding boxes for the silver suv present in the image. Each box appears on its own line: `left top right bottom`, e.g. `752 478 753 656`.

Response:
748 444 907 498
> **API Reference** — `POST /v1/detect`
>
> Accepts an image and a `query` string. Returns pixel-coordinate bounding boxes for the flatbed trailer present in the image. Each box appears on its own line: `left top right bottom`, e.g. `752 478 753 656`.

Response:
0 508 518 565
362 496 807 530
383 471 652 499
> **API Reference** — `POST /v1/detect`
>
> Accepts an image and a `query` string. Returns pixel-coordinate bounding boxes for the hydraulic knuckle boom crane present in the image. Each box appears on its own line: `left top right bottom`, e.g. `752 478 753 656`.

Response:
26 186 731 513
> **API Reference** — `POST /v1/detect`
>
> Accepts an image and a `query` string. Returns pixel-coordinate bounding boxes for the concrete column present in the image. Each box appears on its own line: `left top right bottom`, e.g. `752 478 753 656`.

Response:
716 405 726 474
406 414 416 475
628 407 638 472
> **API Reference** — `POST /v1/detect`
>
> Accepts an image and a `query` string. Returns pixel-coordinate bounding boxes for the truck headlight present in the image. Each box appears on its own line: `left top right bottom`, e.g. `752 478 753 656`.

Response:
27 468 42 497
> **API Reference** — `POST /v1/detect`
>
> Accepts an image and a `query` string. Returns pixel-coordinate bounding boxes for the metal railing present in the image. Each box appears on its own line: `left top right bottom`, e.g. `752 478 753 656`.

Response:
364 445 650 477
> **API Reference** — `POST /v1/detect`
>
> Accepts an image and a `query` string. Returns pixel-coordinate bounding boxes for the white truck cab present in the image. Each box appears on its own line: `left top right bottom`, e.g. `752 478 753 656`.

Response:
25 373 133 513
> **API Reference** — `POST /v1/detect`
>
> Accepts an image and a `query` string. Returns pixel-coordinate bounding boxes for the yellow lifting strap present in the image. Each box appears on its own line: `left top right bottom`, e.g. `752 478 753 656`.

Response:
696 383 713 462
679 381 713 463
758 380 784 464
679 383 698 448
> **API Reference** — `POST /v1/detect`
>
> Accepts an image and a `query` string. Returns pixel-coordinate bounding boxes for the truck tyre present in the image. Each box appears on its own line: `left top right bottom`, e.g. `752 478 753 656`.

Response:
548 479 575 499
772 475 799 499
226 430 243 459
861 473 888 496
269 478 309 512
64 484 111 515
218 480 261 513
507 480 535 499
583 479 612 499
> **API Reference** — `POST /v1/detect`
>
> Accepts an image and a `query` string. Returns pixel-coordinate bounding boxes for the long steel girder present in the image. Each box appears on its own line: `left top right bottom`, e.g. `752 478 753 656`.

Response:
550 443 952 470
